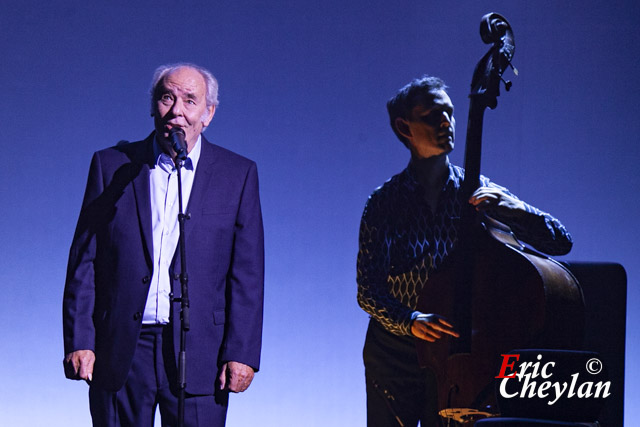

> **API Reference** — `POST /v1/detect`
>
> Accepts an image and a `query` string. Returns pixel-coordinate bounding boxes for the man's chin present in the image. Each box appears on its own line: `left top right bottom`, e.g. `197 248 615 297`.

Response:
155 128 170 142
440 142 454 154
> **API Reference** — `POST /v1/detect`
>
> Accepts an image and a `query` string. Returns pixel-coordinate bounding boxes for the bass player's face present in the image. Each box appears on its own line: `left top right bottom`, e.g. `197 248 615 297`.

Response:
398 89 456 159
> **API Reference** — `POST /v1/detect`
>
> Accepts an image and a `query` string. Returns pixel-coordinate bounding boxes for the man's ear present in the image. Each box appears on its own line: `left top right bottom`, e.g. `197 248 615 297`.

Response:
202 105 216 127
394 117 412 140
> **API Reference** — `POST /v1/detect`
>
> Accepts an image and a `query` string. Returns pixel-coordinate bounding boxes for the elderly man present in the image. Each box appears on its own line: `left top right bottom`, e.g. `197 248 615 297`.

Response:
356 76 573 426
63 63 264 426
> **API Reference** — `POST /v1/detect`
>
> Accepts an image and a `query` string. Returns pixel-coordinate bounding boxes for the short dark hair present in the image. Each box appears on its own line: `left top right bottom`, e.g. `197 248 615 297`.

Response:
387 76 448 147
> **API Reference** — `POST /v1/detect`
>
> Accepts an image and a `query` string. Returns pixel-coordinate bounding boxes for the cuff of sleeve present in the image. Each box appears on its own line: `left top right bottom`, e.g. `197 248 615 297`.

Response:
399 311 421 336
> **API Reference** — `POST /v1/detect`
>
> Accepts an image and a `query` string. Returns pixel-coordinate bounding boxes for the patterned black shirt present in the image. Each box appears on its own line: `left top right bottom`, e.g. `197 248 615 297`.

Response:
356 162 572 336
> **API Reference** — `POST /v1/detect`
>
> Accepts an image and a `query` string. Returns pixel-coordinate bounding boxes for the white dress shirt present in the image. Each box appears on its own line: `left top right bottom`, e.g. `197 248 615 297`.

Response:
143 135 202 324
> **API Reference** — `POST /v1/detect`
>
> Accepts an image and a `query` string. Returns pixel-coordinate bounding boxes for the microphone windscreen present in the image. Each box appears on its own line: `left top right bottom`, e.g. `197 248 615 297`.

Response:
169 128 187 160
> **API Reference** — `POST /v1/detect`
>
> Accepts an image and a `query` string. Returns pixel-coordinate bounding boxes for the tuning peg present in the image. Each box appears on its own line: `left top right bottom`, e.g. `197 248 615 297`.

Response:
501 77 513 91
509 62 519 76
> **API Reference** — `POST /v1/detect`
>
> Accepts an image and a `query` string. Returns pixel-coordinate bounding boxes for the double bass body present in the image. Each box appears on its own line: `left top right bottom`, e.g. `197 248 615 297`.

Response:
415 216 585 415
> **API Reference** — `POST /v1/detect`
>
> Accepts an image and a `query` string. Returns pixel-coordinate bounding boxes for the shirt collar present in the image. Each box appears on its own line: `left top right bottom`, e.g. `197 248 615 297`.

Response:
152 134 202 172
403 156 457 193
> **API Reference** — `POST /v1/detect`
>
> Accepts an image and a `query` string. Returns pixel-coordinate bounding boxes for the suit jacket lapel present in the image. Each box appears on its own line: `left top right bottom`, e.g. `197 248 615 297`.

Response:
131 134 155 268
184 136 217 241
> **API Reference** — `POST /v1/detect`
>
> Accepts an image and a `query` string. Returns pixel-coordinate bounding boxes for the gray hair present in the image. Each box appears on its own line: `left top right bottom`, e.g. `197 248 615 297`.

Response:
149 62 219 118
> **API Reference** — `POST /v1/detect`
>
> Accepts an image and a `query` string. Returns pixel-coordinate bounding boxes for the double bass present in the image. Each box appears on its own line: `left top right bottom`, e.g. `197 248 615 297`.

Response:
415 13 585 425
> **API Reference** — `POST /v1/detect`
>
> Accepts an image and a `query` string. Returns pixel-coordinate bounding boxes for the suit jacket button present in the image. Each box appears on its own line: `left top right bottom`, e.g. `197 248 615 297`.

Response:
142 276 150 284
133 312 142 321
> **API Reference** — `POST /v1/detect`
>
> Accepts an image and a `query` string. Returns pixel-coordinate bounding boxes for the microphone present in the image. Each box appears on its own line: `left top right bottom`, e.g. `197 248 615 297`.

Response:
169 128 187 161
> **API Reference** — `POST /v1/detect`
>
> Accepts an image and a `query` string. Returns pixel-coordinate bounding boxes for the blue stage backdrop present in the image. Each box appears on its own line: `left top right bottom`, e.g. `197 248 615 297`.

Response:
1 1 637 425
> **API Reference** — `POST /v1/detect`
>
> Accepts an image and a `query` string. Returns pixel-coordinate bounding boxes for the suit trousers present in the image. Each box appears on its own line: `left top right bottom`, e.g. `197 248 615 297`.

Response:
363 319 439 427
89 325 228 427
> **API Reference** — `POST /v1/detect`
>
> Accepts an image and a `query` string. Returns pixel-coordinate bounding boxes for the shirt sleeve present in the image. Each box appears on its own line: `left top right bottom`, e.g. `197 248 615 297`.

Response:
356 195 415 336
480 178 573 256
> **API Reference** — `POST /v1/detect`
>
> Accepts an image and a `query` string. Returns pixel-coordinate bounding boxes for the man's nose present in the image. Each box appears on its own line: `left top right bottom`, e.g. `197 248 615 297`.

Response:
170 98 184 116
441 112 453 127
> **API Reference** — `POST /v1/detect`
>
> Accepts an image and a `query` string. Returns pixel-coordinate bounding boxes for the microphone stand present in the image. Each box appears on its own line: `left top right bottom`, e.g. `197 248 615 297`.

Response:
174 153 190 427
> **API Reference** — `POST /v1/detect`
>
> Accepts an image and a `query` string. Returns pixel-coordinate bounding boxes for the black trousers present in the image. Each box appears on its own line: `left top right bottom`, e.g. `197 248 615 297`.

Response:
363 319 439 427
89 325 228 427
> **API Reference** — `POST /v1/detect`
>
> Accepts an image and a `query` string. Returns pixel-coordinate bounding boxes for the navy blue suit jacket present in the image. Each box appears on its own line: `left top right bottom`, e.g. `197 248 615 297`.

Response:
63 133 264 394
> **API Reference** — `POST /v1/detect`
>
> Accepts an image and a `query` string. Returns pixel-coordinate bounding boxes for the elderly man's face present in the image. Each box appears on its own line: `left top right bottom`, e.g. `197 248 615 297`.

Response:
396 89 455 159
153 66 215 155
